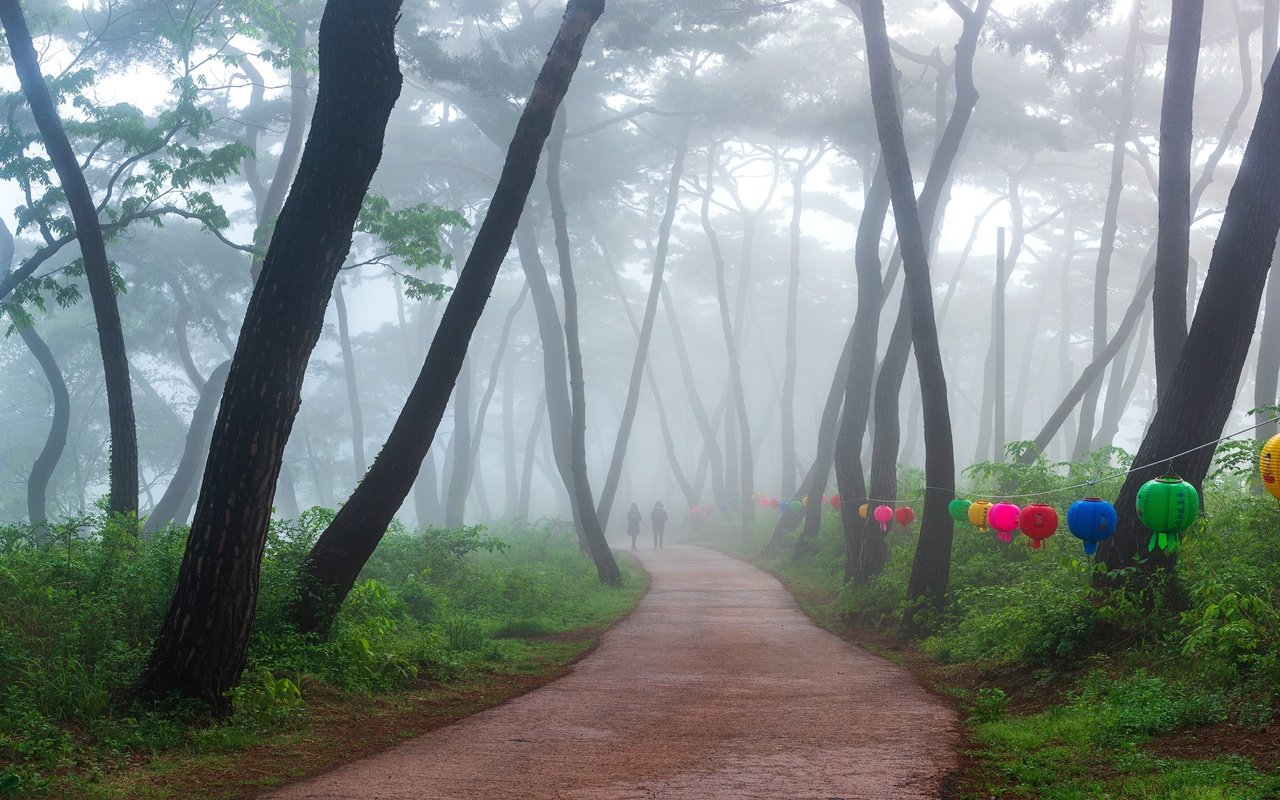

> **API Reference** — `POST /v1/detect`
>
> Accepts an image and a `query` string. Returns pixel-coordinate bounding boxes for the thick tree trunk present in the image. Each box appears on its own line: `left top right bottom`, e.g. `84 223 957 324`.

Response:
333 278 365 477
703 144 754 536
444 356 473 527
144 362 232 534
595 124 688 528
141 0 405 707
2 0 137 517
1075 0 1142 456
861 0 958 613
288 0 611 638
1153 0 1204 397
1096 59 1280 590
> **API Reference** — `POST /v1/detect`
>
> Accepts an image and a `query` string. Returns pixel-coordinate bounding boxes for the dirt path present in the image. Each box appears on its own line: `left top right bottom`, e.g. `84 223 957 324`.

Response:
264 545 958 799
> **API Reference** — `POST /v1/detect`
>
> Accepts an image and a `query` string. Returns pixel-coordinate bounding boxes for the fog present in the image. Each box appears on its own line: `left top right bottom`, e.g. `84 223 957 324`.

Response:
0 0 1267 537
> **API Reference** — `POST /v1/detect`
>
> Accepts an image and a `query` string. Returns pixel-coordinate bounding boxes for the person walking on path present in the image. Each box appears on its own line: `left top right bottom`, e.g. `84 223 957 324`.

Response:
651 501 668 549
626 503 642 550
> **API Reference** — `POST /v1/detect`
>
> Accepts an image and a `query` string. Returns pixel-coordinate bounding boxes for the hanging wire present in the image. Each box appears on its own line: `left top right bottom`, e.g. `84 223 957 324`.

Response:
853 416 1280 507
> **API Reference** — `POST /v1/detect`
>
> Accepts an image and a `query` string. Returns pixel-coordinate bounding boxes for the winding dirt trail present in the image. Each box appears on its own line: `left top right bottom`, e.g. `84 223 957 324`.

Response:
264 545 958 799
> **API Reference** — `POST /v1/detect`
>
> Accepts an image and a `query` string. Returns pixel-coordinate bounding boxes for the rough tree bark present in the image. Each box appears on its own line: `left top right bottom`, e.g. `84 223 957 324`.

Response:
861 0 957 612
141 0 406 707
1096 57 1280 591
1152 0 1204 398
1 0 137 517
289 0 612 637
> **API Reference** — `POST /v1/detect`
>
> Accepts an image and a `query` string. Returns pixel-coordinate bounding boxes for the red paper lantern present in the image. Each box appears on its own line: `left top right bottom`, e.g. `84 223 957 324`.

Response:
988 502 1021 543
770 498 780 508
1019 503 1058 549
873 504 894 531
830 495 842 510
894 506 916 527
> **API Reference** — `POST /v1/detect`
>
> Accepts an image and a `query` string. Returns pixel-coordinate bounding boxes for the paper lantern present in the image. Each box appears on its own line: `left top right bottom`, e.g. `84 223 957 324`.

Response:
1261 434 1280 500
858 503 870 519
1136 474 1200 552
1019 503 1058 549
830 495 841 510
1066 497 1118 555
802 496 809 506
988 502 1021 543
895 506 916 527
770 498 780 508
719 501 729 513
758 497 769 507
873 504 894 532
948 497 971 523
967 499 993 531
691 505 701 516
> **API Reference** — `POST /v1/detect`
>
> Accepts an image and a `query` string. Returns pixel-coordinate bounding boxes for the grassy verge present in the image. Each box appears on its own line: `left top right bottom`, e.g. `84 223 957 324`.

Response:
0 514 646 799
693 486 1280 800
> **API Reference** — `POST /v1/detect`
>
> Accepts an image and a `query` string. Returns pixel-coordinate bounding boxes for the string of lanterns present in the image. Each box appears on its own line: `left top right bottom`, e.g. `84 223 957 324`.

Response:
687 419 1280 557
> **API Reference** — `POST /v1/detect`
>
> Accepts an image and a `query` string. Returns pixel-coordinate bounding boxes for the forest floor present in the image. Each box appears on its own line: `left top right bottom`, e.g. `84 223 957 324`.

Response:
262 545 959 799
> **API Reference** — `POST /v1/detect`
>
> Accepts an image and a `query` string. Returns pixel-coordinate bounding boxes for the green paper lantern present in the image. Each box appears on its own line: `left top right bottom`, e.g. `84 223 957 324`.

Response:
948 497 971 523
1136 474 1200 552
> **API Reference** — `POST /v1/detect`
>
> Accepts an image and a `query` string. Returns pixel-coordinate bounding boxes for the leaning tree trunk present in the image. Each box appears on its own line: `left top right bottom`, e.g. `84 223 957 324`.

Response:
801 162 890 553
852 0 989 584
861 0 957 614
467 287 528 516
519 390 548 520
144 361 232 534
1075 0 1142 457
2 0 137 517
781 148 824 496
661 284 726 500
595 123 689 528
1096 57 1280 593
1093 305 1151 450
289 0 612 637
333 278 366 478
1152 0 1204 398
545 109 614 561
17 322 69 529
1256 2 1280 452
141 0 406 707
703 143 755 536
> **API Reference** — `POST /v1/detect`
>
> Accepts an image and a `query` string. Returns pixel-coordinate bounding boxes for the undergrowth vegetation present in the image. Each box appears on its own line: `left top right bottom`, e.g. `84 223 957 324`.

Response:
0 512 641 797
706 441 1280 799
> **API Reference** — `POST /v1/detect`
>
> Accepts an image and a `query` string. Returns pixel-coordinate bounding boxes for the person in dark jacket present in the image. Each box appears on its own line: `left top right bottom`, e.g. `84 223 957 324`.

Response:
651 501 669 549
626 503 642 550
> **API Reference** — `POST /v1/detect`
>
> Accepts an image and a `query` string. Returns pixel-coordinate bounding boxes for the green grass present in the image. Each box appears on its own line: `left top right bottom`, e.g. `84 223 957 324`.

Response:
0 512 644 798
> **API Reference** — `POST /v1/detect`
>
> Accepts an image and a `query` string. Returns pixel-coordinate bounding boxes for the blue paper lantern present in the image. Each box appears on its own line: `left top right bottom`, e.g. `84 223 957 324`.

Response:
1066 497 1118 556
718 501 729 513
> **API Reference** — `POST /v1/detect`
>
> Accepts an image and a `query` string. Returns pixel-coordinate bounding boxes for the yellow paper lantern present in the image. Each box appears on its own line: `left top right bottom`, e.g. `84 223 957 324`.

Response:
858 503 870 519
1261 434 1280 501
968 499 993 531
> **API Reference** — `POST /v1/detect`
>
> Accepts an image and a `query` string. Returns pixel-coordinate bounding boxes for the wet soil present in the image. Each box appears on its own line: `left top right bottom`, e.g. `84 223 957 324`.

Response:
263 545 959 799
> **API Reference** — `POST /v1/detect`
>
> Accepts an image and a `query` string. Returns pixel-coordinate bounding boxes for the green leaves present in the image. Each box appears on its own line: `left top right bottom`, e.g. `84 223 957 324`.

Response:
346 195 468 300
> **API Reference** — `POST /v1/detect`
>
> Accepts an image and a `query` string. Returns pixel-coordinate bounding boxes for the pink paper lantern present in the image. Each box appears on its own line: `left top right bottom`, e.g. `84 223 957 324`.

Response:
759 496 770 507
873 504 894 532
988 502 1022 543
